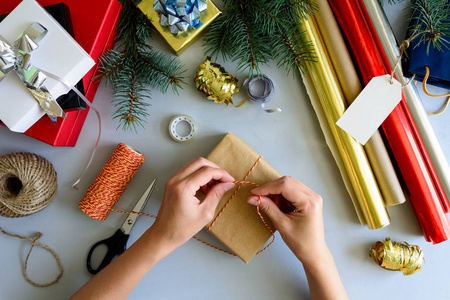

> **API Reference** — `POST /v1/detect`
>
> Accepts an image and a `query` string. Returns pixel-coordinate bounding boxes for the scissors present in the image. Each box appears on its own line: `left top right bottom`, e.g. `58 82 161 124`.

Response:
86 179 157 274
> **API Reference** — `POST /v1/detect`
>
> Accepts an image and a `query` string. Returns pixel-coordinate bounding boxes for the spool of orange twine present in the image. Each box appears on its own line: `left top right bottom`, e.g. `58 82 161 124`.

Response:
79 143 145 220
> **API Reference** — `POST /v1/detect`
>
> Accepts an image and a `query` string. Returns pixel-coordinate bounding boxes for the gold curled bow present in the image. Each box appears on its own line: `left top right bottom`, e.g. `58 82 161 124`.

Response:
369 238 424 276
194 57 244 107
0 22 66 121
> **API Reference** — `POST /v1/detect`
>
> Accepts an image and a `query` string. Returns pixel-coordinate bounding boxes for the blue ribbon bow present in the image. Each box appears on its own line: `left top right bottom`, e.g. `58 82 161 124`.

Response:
153 0 208 34
0 22 66 122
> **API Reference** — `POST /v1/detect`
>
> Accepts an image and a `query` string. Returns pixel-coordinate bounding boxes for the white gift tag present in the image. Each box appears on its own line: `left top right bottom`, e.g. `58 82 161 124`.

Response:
336 75 402 145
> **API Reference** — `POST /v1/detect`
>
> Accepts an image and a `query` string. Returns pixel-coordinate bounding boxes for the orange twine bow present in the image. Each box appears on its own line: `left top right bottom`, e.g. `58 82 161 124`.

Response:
80 150 274 257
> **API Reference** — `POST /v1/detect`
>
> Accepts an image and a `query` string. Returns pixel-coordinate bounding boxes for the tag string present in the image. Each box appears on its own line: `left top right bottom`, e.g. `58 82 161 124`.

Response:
422 66 450 115
390 32 449 115
389 28 425 89
0 227 63 287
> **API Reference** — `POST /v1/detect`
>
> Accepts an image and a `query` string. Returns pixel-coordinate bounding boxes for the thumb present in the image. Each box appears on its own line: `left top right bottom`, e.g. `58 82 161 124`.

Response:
202 182 235 213
248 195 285 223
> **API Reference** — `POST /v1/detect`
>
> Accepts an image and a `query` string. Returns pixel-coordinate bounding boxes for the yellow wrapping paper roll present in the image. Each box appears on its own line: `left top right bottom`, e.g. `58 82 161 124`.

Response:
314 0 406 207
297 15 390 229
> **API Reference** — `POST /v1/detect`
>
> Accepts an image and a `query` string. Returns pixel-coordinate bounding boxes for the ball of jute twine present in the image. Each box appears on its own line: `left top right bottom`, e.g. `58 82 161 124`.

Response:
0 152 57 218
0 153 62 287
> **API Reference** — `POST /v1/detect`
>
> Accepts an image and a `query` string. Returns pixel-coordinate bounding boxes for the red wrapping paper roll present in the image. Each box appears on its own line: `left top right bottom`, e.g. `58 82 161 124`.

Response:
357 1 450 215
329 0 450 244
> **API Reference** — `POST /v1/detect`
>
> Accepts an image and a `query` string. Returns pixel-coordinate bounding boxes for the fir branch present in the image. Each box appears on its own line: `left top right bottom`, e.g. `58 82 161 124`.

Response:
110 59 150 131
137 49 186 94
407 0 450 53
96 0 187 131
203 0 317 77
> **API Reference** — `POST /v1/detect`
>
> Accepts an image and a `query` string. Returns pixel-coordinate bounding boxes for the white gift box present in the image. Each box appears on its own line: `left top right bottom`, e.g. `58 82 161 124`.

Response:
0 0 95 133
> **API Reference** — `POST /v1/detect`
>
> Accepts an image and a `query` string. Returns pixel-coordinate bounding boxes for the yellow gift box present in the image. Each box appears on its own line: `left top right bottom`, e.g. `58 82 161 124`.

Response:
137 0 221 55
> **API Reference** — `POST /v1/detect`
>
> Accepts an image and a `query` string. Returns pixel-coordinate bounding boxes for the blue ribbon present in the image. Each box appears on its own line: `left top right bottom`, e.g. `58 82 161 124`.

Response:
0 22 66 121
153 0 208 34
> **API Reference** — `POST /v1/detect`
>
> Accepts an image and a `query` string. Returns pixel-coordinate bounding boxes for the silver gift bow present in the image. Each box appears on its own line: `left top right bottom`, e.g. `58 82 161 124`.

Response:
153 0 207 34
0 22 66 122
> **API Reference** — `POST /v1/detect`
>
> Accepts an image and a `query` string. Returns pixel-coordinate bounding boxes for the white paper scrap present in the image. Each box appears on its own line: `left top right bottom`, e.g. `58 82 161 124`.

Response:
336 75 402 145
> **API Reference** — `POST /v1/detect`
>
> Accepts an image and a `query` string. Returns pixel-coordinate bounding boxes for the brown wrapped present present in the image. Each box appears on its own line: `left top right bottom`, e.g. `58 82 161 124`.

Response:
205 133 281 263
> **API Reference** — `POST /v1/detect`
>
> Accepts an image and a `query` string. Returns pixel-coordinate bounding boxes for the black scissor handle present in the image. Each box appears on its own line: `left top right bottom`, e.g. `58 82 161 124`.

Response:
87 229 129 274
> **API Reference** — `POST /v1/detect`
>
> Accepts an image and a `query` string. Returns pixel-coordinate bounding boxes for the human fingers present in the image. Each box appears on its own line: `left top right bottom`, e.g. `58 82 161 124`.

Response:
200 179 221 194
201 182 236 216
184 166 235 195
247 195 286 225
172 157 223 181
251 176 317 209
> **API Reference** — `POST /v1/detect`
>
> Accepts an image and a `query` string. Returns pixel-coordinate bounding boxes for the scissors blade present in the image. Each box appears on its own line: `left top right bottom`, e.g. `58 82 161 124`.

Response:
120 179 157 235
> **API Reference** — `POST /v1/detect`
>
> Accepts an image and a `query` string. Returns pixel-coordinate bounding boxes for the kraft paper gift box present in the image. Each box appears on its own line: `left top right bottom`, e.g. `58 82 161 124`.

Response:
0 0 122 146
137 0 221 55
0 0 95 133
205 132 281 263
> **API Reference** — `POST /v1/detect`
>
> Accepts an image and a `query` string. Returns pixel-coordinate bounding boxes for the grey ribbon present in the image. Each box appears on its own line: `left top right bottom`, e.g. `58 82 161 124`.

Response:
0 22 66 122
243 74 282 113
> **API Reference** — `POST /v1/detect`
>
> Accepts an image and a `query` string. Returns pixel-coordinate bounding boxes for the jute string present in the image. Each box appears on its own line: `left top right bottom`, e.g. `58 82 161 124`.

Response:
0 152 61 286
0 227 63 287
0 152 57 218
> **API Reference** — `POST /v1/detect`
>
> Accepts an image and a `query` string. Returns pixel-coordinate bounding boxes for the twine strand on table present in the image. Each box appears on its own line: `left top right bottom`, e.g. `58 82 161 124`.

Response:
0 227 63 287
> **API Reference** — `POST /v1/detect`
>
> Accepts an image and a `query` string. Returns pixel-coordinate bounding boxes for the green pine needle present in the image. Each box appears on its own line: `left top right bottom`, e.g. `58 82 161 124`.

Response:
96 0 186 131
408 0 450 54
203 0 317 77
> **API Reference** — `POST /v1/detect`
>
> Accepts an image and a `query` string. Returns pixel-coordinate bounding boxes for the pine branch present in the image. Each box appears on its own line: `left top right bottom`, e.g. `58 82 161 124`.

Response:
407 0 450 53
96 0 187 131
203 0 317 77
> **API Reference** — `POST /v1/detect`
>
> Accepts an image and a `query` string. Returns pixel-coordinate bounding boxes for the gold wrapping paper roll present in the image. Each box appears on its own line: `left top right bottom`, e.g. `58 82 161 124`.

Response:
297 15 390 229
301 72 365 224
314 0 406 207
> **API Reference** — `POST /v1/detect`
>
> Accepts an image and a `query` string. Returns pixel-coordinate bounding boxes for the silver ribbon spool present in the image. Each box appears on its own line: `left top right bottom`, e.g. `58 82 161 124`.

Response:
243 74 282 113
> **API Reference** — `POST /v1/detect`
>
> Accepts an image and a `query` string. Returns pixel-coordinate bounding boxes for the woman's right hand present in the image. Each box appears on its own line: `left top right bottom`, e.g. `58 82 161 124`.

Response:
247 176 326 267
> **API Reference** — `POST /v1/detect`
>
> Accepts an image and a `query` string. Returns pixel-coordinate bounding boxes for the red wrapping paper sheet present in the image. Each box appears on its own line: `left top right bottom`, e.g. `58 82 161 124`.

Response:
329 0 450 244
0 0 122 146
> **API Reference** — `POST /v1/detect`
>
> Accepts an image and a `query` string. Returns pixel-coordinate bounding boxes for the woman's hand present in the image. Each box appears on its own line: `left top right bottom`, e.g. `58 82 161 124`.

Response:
248 176 348 300
248 176 325 266
151 157 235 250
